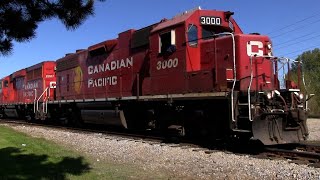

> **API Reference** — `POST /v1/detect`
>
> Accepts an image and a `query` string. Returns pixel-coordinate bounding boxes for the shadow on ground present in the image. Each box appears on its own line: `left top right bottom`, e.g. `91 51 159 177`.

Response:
0 147 90 179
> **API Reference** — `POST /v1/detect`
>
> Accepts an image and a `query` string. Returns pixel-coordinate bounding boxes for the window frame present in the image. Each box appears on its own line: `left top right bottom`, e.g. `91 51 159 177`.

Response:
187 24 198 47
3 80 8 88
158 29 176 54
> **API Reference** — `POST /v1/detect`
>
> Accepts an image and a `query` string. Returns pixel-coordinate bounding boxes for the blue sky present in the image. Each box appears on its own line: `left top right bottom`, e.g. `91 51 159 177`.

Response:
1 0 320 78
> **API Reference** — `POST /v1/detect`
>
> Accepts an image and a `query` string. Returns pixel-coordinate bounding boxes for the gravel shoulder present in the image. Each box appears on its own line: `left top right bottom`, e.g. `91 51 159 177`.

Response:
1 119 320 180
307 118 320 142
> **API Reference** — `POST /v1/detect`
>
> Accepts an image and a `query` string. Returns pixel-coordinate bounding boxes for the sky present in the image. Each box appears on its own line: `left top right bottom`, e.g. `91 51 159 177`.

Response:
1 0 320 78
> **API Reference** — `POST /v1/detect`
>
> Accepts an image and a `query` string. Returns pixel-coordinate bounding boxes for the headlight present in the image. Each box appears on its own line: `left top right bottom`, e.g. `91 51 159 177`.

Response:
267 42 273 56
267 92 272 99
294 92 304 100
265 91 275 99
299 93 304 100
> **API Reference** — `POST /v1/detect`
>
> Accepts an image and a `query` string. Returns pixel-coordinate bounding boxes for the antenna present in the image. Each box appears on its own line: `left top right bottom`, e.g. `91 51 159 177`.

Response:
173 6 202 18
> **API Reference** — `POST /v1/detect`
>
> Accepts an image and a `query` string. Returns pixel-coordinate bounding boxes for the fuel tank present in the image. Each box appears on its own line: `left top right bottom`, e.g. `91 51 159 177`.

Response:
77 102 128 128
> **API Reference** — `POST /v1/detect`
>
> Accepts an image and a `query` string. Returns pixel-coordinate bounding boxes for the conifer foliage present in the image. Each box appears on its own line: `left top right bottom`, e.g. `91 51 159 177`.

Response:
0 0 105 55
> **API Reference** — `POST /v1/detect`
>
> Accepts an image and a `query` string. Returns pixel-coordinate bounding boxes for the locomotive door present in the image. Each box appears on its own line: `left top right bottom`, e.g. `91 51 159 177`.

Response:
215 36 234 91
2 78 12 103
14 76 25 103
149 27 186 94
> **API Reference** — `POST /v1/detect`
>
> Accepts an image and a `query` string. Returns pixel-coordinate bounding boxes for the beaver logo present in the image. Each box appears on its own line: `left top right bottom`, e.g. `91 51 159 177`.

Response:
74 66 83 94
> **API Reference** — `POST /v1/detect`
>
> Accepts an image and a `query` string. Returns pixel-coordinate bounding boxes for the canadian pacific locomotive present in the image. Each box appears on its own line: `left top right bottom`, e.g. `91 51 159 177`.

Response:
0 8 311 145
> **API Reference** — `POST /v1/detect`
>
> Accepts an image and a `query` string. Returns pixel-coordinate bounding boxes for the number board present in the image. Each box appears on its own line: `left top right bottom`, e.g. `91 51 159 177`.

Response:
200 16 221 25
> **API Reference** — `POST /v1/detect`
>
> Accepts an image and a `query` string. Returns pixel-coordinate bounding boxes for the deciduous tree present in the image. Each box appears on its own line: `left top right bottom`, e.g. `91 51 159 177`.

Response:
291 48 320 115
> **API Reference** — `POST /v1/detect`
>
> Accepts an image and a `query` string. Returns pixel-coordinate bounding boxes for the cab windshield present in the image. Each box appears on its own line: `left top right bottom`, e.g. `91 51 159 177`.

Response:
202 25 233 40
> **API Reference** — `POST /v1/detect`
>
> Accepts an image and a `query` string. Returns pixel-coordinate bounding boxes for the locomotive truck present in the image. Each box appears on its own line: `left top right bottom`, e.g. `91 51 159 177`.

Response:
0 8 311 145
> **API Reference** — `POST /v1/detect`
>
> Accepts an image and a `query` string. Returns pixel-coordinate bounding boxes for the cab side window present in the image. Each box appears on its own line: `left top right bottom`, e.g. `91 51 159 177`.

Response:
0 81 2 89
4 80 8 88
202 27 215 40
89 47 106 57
188 24 198 47
159 30 176 54
14 77 24 90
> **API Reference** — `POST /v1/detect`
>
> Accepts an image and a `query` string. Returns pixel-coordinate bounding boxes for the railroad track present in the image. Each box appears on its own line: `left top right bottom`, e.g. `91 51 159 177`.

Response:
0 119 204 151
252 143 320 168
1 119 320 168
0 119 165 142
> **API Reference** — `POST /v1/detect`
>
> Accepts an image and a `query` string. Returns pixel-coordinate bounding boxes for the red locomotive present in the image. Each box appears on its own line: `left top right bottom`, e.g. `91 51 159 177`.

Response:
0 62 56 119
0 8 311 145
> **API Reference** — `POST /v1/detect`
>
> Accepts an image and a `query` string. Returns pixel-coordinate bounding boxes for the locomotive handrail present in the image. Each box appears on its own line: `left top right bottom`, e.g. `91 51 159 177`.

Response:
248 55 276 122
274 57 299 90
215 32 236 122
300 61 307 93
247 55 307 119
36 87 49 115
33 89 37 114
185 32 237 122
46 85 51 113
184 32 233 44
248 56 254 121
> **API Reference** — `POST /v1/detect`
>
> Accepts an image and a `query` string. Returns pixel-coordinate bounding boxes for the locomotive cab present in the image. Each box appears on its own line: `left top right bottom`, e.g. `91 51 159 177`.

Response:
1 76 18 118
4 69 28 119
2 77 13 103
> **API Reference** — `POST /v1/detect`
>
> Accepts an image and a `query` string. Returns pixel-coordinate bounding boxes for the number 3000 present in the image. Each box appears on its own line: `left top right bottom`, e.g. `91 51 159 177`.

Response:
200 16 221 25
156 58 178 70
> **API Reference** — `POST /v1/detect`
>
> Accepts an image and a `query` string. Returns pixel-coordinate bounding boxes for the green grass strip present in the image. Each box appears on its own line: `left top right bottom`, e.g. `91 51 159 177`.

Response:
0 125 170 180
0 125 91 179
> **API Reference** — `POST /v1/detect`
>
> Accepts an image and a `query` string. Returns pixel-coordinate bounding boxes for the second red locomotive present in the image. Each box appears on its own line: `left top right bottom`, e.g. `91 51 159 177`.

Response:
0 8 311 145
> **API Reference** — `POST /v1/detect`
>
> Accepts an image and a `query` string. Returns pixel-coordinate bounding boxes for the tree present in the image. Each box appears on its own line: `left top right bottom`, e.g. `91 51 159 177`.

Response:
0 0 105 56
290 48 320 116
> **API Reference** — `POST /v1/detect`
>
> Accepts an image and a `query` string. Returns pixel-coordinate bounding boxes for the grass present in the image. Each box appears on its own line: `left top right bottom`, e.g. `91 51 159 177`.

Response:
0 125 170 180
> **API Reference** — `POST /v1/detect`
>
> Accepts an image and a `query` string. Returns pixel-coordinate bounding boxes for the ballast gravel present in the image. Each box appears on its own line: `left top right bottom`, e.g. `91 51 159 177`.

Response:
2 118 320 179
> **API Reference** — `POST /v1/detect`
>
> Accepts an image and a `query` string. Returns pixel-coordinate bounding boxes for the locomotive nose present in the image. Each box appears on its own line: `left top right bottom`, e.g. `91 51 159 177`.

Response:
252 114 308 145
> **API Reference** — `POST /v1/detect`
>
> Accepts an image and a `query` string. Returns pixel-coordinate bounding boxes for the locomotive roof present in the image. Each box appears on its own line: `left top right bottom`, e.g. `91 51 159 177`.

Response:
26 61 55 71
88 39 118 52
151 9 195 33
11 69 26 78
151 8 242 34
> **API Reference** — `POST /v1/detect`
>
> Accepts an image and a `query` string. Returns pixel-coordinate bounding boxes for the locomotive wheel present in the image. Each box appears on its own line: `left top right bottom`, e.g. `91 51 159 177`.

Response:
72 110 83 127
25 109 35 123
